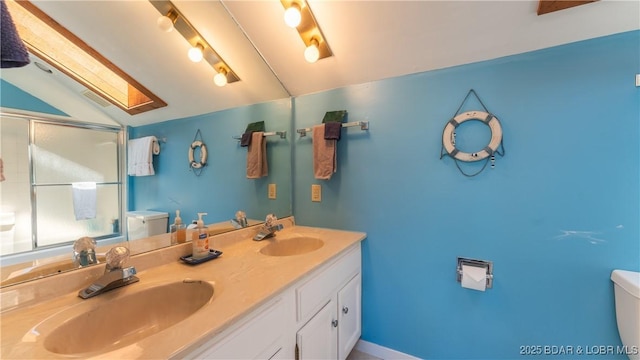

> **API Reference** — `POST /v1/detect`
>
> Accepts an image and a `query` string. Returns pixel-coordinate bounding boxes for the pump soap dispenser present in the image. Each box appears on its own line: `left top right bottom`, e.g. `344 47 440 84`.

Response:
170 210 187 244
192 212 209 259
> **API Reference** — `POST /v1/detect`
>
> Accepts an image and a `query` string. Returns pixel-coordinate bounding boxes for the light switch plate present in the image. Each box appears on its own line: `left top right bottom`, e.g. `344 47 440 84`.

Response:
268 183 276 199
311 184 321 202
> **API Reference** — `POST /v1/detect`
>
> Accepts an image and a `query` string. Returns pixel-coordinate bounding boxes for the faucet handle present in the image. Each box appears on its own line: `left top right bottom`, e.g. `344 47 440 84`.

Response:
105 246 130 270
265 213 277 227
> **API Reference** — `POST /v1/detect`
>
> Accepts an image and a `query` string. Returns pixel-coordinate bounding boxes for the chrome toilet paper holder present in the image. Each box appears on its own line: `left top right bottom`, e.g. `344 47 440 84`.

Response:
456 257 494 289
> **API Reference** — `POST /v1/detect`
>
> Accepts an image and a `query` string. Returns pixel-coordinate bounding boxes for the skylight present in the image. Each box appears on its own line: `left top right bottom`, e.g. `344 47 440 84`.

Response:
6 0 167 115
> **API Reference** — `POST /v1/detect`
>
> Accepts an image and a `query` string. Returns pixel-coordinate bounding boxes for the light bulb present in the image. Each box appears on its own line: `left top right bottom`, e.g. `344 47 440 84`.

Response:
157 15 174 32
214 70 228 87
304 39 320 63
188 44 204 63
284 3 302 28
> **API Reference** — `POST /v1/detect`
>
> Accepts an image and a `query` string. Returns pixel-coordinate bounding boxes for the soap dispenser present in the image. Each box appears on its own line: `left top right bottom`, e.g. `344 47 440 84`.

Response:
170 210 187 244
192 212 209 259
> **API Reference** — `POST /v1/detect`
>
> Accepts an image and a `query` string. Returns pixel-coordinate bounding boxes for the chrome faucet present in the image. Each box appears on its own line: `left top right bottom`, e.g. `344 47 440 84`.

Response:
231 210 248 229
253 214 283 241
78 246 139 299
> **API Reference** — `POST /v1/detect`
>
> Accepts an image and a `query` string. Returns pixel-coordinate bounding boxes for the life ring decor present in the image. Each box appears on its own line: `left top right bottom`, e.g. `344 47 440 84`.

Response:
188 140 207 169
442 111 503 162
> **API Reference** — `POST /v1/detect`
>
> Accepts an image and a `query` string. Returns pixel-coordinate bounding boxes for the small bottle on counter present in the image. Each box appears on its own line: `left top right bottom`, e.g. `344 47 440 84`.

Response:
192 212 209 259
170 210 187 244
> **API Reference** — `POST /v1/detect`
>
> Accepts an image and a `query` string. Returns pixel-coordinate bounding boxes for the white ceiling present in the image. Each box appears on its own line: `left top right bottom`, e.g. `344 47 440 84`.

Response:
1 0 638 127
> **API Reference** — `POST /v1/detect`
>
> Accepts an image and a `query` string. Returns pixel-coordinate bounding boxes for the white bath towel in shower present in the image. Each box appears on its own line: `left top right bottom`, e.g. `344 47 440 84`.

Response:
127 136 157 176
72 182 97 220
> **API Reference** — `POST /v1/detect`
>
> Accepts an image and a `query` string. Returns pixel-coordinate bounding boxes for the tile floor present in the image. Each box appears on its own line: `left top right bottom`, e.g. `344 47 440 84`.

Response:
347 349 383 360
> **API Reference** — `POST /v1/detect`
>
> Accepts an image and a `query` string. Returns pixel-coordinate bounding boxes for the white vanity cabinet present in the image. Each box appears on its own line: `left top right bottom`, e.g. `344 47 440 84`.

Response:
295 244 362 360
182 293 295 360
181 242 361 360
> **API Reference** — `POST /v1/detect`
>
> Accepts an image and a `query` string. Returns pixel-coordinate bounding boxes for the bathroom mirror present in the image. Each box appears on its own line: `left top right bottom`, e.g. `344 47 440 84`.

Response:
0 1 292 287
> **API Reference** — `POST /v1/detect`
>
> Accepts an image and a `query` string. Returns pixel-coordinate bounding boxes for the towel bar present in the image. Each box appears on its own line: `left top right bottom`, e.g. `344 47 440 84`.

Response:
296 121 369 138
232 131 287 141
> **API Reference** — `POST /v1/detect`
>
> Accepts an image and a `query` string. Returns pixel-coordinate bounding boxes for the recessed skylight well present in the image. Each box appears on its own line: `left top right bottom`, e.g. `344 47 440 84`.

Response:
6 0 167 115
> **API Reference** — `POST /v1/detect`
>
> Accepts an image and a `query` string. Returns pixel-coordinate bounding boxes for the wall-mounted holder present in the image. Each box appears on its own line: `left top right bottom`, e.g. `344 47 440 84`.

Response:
457 257 493 290
296 120 369 137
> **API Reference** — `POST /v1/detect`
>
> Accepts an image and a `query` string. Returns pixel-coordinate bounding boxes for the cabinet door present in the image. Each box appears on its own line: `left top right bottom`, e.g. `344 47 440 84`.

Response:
337 274 361 360
297 300 337 360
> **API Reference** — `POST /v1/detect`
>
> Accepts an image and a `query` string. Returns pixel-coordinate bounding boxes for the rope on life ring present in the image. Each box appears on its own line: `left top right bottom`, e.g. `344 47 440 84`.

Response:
188 140 207 169
442 111 503 162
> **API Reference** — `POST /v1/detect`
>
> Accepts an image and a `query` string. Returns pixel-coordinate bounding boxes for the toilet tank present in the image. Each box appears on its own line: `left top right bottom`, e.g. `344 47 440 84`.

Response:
126 211 169 241
611 269 640 360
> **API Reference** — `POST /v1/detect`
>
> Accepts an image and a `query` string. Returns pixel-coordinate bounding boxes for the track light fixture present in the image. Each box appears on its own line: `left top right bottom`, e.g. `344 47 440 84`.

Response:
214 67 228 87
280 0 332 63
156 9 177 33
188 43 204 63
150 0 239 86
283 2 301 28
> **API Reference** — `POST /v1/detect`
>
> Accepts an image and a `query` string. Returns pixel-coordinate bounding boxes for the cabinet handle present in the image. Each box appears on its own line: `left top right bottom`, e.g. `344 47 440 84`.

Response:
332 319 338 327
342 306 349 314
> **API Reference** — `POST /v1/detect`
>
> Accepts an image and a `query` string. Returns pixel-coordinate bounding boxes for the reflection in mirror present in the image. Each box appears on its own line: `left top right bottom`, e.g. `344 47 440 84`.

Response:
0 0 292 287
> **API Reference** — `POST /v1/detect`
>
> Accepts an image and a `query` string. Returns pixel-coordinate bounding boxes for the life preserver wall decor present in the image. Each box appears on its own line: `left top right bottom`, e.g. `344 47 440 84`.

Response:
189 129 207 176
440 89 505 177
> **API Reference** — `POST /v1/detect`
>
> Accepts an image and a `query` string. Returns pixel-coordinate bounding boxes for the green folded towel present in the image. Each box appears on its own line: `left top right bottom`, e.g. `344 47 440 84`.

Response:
245 121 265 132
322 110 347 123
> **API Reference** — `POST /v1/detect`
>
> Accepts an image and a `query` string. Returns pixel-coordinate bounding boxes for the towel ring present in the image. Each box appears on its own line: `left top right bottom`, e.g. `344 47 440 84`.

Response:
442 111 502 162
188 140 207 169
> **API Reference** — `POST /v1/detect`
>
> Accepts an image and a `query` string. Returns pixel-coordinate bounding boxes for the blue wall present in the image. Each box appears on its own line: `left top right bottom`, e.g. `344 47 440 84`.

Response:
0 79 67 116
130 99 292 226
292 31 639 359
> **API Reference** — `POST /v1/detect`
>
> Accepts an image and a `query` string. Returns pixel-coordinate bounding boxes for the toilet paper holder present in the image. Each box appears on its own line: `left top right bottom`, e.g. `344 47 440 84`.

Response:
456 257 493 289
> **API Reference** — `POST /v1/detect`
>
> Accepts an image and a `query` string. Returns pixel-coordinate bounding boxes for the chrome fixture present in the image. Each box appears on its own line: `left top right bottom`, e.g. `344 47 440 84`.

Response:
149 0 239 86
72 236 99 267
456 257 493 289
280 0 332 63
78 246 139 299
253 214 284 241
231 210 248 229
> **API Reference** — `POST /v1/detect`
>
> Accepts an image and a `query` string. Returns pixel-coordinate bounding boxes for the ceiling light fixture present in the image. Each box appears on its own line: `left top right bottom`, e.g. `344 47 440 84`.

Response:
304 37 320 63
156 9 178 32
188 43 204 63
280 0 332 63
213 67 228 87
6 0 167 115
149 0 240 85
283 2 301 28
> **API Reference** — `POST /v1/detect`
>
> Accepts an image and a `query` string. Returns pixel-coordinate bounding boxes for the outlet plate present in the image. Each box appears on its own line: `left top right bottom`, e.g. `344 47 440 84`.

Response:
311 184 321 202
636 74 640 87
268 183 276 199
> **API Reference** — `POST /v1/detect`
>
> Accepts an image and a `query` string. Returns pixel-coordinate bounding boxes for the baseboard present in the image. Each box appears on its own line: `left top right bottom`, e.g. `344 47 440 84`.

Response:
354 339 420 360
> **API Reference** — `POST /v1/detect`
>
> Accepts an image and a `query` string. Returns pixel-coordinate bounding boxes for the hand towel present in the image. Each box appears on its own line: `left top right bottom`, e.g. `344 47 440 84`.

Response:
72 182 97 220
247 132 268 178
245 121 265 132
324 121 342 141
322 110 347 123
1 0 30 69
240 131 253 147
127 136 156 176
313 124 337 180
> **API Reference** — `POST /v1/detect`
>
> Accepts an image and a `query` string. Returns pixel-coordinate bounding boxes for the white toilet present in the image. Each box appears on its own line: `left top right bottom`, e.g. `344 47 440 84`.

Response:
611 269 640 360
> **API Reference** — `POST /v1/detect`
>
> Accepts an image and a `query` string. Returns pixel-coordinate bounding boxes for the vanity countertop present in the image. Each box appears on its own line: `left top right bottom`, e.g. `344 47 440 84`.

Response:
0 221 366 359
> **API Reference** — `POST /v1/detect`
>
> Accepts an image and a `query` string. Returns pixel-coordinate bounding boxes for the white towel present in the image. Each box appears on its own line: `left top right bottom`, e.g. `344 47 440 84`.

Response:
127 136 157 176
72 182 97 220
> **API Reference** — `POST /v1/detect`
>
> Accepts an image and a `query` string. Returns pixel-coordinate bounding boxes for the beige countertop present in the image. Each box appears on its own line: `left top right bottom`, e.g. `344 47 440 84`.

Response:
0 219 366 359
